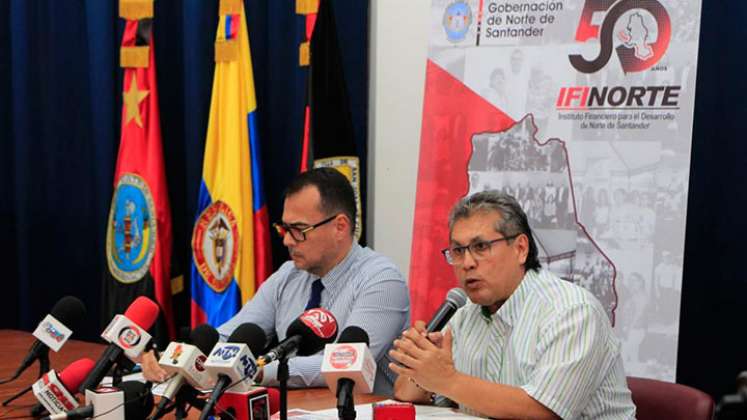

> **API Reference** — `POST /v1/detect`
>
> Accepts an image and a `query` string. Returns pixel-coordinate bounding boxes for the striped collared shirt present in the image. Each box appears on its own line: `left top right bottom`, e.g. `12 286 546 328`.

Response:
218 243 410 396
444 268 635 419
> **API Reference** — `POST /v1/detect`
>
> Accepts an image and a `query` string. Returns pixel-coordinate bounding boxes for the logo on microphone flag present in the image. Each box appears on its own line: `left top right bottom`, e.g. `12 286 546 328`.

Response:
191 0 273 328
329 345 358 369
299 308 337 339
103 7 174 343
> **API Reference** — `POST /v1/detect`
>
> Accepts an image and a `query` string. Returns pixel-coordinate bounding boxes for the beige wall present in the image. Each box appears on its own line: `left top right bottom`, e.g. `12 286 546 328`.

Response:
368 0 431 279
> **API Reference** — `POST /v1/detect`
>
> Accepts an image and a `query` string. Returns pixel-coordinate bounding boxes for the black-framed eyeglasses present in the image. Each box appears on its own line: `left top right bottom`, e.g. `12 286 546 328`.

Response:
273 215 338 242
441 234 519 266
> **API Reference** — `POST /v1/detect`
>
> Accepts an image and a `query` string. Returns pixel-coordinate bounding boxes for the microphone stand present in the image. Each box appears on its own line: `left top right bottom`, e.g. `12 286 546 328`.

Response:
278 356 289 420
336 379 356 420
175 386 205 420
151 385 205 420
1 352 50 406
112 356 135 386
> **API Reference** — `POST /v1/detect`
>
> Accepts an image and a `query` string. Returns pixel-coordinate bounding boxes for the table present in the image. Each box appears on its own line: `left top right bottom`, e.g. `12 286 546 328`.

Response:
0 330 384 418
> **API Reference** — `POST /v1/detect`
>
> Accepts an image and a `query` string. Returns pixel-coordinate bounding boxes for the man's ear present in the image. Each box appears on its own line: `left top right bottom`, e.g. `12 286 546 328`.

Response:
514 233 530 265
335 214 352 237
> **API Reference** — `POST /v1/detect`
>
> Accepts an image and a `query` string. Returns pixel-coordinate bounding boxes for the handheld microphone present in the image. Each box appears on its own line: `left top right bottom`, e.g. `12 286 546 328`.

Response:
78 296 160 393
200 323 266 420
257 308 339 367
42 380 154 420
4 296 86 383
32 358 95 415
425 288 467 333
151 324 219 419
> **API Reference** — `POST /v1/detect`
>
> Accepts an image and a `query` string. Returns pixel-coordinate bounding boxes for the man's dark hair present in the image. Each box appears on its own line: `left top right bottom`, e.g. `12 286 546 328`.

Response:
448 190 541 272
285 167 356 235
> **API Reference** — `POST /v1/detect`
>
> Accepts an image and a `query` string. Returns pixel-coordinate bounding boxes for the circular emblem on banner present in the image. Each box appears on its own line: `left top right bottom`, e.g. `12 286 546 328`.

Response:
330 345 358 369
300 308 338 339
192 201 240 292
117 326 142 349
442 1 472 43
106 173 158 284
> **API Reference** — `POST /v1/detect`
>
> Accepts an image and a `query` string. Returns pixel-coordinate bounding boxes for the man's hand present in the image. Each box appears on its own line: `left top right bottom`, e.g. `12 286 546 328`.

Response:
138 350 170 383
388 322 457 395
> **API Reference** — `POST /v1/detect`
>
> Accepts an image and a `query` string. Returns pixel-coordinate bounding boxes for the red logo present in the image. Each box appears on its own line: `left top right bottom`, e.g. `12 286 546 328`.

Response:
300 308 337 339
569 0 671 73
194 355 207 372
47 383 75 410
117 326 142 349
329 345 358 369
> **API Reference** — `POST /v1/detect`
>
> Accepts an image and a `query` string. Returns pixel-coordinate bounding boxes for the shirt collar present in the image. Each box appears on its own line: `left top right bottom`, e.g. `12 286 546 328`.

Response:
482 268 537 328
317 243 361 292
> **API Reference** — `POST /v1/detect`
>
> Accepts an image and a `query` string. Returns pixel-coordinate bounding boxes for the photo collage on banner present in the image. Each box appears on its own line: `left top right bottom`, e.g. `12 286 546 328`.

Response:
411 0 702 380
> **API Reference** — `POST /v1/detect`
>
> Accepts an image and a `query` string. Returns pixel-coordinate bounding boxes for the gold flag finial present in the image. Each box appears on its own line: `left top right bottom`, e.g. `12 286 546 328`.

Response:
219 0 242 15
119 0 153 20
296 0 319 15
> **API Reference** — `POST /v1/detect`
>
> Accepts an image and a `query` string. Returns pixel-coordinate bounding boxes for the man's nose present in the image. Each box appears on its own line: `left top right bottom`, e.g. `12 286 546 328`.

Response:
282 231 296 247
461 249 478 270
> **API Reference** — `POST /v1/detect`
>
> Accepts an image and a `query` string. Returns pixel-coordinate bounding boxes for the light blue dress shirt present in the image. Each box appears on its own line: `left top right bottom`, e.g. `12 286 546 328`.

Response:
218 244 410 395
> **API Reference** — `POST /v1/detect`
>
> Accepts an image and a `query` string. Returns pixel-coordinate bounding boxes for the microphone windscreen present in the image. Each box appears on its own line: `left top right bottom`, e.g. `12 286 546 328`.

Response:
286 308 338 356
119 380 154 420
446 287 468 308
58 358 96 392
337 326 369 346
189 324 220 355
123 296 160 330
50 296 86 330
227 323 267 356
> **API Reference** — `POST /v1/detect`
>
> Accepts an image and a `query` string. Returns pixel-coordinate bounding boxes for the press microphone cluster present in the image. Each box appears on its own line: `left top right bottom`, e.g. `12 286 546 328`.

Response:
78 296 160 393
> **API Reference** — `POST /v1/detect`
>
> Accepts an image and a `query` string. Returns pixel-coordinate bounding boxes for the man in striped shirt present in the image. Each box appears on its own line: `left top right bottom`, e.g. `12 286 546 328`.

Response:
391 191 635 419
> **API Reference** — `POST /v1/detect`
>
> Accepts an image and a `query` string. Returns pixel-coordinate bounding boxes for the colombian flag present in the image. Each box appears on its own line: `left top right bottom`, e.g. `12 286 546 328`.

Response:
190 0 272 328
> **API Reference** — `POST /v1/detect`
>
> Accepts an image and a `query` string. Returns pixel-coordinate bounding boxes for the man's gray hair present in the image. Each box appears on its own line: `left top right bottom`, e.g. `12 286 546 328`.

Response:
448 190 541 271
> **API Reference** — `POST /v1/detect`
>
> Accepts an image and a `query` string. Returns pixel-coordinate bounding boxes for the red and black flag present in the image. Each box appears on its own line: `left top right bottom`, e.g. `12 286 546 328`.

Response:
102 0 174 345
299 0 364 241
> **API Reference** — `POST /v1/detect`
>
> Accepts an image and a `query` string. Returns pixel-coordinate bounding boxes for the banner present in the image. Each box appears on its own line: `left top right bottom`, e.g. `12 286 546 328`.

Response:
104 9 174 343
190 0 272 328
411 0 702 380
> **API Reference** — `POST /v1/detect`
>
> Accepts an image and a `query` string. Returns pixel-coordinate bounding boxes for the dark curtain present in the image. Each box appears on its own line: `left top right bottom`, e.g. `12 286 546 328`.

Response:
678 2 747 401
0 0 369 340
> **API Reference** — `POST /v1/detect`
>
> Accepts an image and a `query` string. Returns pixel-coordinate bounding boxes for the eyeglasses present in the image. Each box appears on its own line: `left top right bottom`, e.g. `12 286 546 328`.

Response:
273 215 337 242
441 234 519 266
